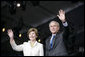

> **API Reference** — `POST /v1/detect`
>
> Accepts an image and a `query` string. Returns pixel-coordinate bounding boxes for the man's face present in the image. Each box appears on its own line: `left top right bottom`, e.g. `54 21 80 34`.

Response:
49 22 60 34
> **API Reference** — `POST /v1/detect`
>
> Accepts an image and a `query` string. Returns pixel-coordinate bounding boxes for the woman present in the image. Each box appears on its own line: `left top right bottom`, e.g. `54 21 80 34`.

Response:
7 28 44 56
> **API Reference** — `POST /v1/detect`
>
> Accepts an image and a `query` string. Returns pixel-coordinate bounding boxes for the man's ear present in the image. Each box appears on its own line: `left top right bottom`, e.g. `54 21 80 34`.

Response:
58 26 60 31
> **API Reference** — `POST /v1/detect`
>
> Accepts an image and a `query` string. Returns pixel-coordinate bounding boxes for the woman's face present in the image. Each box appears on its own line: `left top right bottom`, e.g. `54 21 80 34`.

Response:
29 31 37 41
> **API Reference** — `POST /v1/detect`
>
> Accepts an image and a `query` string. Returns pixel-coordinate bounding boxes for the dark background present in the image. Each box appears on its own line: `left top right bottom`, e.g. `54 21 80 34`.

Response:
1 1 84 56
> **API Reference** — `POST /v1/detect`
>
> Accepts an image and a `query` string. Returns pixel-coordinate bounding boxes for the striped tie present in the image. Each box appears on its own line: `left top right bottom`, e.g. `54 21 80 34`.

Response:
50 35 56 48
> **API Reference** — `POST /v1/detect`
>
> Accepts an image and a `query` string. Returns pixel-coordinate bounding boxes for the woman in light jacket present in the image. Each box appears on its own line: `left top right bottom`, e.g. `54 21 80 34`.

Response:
7 28 44 56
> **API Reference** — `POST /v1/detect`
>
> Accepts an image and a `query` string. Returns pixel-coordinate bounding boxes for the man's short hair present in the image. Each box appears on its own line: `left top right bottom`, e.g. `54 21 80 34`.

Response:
49 21 60 28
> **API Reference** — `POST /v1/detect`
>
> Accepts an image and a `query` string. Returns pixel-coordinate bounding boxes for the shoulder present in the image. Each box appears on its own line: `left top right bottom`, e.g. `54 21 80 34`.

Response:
37 42 43 47
23 42 28 45
45 36 51 42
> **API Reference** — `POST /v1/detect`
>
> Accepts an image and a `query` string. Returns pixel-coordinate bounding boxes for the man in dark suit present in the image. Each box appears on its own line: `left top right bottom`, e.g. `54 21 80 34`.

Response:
45 9 71 56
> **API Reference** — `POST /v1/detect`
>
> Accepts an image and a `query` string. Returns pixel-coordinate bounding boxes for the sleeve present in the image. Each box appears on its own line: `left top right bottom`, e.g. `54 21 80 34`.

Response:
62 20 75 53
62 21 74 38
39 44 44 56
10 40 23 52
62 21 70 37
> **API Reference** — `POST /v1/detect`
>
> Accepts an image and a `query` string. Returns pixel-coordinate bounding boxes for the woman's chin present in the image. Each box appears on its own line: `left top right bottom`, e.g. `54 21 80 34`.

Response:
30 38 36 41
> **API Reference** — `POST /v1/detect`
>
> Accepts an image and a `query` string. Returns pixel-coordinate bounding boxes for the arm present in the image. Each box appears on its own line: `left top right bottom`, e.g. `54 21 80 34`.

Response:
57 9 75 52
7 29 23 52
57 9 74 37
57 9 70 36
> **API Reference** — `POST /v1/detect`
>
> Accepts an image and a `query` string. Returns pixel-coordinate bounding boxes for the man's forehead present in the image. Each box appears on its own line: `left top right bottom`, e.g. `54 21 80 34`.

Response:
49 21 60 27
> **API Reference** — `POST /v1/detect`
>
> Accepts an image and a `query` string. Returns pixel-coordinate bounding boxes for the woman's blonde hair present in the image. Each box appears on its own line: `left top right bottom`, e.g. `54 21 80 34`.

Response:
27 28 38 37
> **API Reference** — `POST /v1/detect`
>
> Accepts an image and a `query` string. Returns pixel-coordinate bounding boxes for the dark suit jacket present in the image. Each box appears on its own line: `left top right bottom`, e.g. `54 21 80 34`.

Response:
45 22 72 56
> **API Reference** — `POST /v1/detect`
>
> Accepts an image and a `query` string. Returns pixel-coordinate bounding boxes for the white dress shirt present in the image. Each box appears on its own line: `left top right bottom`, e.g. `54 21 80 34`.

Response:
62 21 68 27
10 40 44 56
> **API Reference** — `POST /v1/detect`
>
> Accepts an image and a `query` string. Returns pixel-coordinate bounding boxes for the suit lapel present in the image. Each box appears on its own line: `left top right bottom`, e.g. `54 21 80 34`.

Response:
46 36 51 50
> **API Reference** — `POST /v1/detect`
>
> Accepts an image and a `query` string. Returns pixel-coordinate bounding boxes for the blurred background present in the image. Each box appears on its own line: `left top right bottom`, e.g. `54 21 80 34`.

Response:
1 1 84 56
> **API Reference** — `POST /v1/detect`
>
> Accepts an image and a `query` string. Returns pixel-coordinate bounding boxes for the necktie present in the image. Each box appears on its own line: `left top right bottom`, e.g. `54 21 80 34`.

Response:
50 35 56 48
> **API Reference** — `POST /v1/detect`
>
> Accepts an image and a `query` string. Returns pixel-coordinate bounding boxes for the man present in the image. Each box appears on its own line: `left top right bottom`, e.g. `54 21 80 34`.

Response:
45 9 71 56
